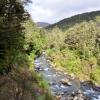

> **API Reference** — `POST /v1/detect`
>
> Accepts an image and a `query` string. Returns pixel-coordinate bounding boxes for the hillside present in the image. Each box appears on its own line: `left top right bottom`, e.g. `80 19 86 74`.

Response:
36 22 50 28
45 10 100 85
47 10 100 30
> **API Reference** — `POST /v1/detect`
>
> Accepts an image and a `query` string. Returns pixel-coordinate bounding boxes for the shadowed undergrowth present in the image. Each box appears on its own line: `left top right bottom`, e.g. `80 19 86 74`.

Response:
0 67 53 100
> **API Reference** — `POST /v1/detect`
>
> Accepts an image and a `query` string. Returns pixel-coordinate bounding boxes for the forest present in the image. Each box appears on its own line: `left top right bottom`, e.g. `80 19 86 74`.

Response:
46 16 100 84
0 0 100 100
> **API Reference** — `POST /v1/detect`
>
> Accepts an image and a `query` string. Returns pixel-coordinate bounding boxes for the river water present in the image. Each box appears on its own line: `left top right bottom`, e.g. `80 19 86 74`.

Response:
34 54 100 100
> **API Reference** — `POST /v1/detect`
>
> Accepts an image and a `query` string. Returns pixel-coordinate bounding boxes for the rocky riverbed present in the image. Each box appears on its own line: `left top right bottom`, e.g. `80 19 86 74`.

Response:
34 54 100 100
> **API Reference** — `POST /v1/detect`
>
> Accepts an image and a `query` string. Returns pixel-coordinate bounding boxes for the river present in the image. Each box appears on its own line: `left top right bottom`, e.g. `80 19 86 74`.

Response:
34 54 100 100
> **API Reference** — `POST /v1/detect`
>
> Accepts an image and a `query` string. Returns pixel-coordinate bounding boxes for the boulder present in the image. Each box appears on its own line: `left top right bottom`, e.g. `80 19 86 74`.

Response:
64 72 68 75
93 86 100 92
48 82 57 85
82 80 94 87
70 73 76 80
54 95 61 100
60 79 72 86
67 91 89 100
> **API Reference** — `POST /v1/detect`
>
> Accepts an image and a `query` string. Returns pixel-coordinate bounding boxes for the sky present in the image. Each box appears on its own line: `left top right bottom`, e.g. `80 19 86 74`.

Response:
27 0 100 24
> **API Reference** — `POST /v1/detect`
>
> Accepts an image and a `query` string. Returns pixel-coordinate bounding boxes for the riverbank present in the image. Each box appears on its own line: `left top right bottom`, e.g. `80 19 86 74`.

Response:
45 49 100 86
34 54 100 100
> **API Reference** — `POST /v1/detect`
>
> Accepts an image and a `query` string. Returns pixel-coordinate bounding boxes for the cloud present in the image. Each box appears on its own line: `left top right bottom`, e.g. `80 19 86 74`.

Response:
26 0 100 23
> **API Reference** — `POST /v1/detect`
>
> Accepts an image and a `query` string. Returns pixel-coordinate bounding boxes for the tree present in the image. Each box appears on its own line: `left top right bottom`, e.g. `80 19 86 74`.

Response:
0 0 31 74
46 27 65 50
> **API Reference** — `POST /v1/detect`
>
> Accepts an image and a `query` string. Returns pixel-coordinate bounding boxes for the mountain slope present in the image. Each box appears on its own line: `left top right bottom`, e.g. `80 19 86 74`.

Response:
47 10 100 30
36 22 50 28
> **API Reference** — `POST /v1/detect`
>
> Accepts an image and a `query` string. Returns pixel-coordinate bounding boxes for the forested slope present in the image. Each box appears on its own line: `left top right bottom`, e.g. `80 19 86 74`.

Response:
45 11 100 85
47 10 100 30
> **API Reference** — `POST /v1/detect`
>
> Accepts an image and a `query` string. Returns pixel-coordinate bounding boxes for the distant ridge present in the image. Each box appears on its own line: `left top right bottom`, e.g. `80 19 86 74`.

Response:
47 10 100 30
36 22 50 28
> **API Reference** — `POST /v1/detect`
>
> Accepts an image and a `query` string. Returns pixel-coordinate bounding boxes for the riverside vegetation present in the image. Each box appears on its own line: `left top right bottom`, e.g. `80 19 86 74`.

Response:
0 0 100 100
45 11 100 85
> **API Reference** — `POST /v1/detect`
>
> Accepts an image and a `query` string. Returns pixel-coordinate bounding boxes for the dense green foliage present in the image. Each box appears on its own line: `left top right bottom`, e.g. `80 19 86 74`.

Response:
0 0 52 100
45 12 100 85
1 1 100 99
0 0 30 74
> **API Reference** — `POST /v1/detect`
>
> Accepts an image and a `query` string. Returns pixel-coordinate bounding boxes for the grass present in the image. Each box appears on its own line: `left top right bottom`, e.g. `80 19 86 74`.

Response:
46 48 100 85
91 67 100 84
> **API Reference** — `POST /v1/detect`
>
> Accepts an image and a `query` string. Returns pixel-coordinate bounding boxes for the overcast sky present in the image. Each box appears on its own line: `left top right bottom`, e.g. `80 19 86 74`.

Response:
26 0 100 24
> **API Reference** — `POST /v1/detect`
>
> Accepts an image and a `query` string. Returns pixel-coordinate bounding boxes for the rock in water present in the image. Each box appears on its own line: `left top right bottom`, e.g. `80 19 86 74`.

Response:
93 86 100 92
54 95 61 100
67 91 89 100
70 73 76 80
60 79 72 86
44 68 49 71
